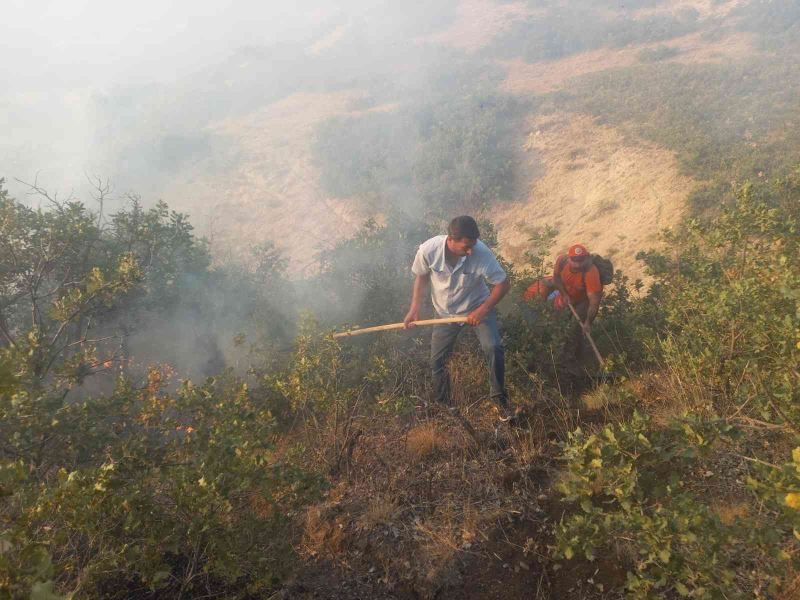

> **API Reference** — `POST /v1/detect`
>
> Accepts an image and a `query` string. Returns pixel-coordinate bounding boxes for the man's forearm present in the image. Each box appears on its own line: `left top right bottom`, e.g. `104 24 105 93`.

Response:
410 274 429 311
586 293 601 324
555 283 570 304
404 274 429 328
479 278 510 312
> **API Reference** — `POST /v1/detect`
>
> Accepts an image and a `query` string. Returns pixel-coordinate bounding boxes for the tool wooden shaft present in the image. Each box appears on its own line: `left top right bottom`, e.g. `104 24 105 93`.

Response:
566 301 605 367
333 317 468 338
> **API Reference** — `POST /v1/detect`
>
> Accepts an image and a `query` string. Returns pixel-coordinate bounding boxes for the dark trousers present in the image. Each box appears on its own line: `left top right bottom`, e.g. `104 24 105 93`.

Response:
430 310 508 408
565 300 589 363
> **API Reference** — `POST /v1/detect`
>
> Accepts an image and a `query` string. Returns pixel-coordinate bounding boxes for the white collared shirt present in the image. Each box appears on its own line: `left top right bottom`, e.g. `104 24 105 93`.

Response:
411 235 507 316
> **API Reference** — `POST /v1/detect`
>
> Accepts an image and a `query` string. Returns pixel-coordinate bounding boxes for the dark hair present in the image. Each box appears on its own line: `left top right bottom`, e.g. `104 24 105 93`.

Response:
447 215 480 240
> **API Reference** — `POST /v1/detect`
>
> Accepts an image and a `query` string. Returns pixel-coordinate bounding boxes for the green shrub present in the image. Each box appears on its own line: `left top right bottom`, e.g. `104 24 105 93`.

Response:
748 445 800 546
312 111 413 209
552 172 800 597
734 0 800 50
554 413 791 598
312 60 524 216
0 181 320 598
637 180 800 423
0 372 322 598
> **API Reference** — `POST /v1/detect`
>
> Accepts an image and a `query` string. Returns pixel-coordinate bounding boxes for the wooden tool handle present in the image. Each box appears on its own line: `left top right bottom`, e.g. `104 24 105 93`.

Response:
333 317 468 338
566 301 605 368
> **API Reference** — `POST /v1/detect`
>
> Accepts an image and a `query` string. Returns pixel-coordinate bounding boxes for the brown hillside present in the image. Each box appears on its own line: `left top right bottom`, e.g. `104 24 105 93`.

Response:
155 0 756 278
633 0 747 19
501 30 755 95
159 91 375 274
490 113 697 281
419 0 538 52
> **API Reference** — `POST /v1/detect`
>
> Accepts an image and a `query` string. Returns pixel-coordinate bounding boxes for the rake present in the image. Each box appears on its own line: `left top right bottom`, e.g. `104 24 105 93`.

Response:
566 301 606 370
333 316 468 338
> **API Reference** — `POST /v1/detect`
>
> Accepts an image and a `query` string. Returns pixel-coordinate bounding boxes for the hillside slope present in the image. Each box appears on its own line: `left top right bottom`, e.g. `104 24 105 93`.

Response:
490 113 697 281
500 30 754 95
155 0 769 278
159 91 374 273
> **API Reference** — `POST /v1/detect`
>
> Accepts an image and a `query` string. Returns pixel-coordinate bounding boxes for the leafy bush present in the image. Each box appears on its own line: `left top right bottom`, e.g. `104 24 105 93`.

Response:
305 216 434 328
0 182 318 598
555 413 793 598
412 94 521 217
549 170 800 597
2 140 799 599
312 60 524 217
748 445 800 545
1 371 322 598
637 178 799 424
313 112 414 209
503 224 658 384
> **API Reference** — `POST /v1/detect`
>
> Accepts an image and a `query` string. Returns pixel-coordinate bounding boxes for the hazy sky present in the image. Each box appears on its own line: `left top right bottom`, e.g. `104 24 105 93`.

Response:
1 1 355 195
2 0 337 88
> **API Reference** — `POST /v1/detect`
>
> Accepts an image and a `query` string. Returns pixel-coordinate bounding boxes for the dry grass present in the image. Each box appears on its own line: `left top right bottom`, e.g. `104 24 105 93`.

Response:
778 570 800 600
406 423 441 459
289 322 795 597
715 501 750 525
286 323 632 596
358 495 402 531
581 384 620 411
151 0 754 281
593 198 620 217
651 361 715 423
291 368 559 596
598 369 704 426
509 429 543 466
633 0 746 20
307 24 350 56
247 491 274 519
303 505 346 558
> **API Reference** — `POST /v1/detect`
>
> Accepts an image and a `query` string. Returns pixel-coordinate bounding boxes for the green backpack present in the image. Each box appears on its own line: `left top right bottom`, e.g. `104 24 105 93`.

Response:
590 254 614 286
559 254 615 287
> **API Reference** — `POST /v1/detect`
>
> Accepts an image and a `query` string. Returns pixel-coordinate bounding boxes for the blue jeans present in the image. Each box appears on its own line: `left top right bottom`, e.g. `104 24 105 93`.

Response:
430 310 508 408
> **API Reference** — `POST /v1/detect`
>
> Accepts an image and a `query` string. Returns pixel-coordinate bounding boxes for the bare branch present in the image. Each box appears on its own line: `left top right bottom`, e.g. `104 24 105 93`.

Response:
15 175 65 212
85 172 113 230
0 311 17 348
66 335 117 348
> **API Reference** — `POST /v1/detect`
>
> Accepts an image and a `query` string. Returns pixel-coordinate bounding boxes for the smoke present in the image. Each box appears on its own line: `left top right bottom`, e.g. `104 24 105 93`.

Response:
1 0 430 197
3 0 799 376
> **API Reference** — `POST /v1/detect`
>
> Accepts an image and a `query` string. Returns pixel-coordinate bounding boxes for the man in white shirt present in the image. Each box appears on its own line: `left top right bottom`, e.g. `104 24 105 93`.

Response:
403 216 512 416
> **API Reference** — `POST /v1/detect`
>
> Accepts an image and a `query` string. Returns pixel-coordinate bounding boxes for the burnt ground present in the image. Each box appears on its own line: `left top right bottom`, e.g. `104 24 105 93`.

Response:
270 370 626 600
279 497 627 600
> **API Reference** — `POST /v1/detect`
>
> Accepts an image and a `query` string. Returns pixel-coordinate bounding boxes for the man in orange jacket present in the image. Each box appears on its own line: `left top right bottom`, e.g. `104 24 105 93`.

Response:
522 277 554 302
552 243 604 367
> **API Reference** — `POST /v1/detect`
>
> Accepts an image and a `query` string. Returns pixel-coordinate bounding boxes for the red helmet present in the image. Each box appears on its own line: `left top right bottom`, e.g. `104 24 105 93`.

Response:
568 244 588 258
